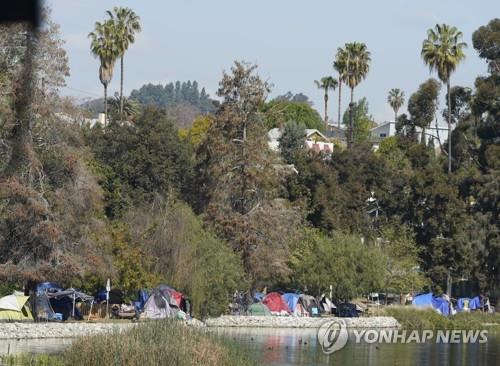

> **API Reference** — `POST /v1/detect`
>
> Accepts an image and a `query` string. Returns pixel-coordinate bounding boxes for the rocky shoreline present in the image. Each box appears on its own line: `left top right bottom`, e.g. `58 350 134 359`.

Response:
0 322 135 340
0 316 398 340
205 315 399 328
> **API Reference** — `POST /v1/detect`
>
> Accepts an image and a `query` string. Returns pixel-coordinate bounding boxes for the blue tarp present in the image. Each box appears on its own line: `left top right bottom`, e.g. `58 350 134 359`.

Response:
413 293 450 316
135 289 150 312
412 293 434 307
432 297 450 316
36 282 63 296
282 293 300 312
457 296 482 311
253 292 264 302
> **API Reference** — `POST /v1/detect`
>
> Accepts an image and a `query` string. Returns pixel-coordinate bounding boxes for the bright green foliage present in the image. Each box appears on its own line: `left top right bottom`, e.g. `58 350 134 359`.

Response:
289 229 386 300
380 226 428 296
342 97 376 143
179 114 214 148
262 99 324 132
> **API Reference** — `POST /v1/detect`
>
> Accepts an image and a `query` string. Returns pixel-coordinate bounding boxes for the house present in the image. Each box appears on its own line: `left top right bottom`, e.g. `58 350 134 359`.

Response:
326 123 346 140
267 128 334 154
370 120 452 151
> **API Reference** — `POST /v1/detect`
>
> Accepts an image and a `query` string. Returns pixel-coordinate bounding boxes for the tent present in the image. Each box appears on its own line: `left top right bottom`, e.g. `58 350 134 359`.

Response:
263 292 290 315
248 303 271 316
282 293 300 313
140 285 187 320
0 294 34 321
457 297 482 312
34 283 94 321
336 302 360 317
300 294 320 316
412 293 451 316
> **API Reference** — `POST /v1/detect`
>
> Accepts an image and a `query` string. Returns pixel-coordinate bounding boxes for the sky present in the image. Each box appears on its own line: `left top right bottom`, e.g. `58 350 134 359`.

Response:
48 0 499 124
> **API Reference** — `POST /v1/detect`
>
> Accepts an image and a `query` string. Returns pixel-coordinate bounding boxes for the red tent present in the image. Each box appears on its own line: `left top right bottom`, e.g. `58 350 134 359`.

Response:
263 292 290 314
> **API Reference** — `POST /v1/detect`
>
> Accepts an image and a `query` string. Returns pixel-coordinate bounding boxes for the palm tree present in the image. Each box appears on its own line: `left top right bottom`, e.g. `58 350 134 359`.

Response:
344 42 371 149
333 48 348 131
106 7 141 117
314 76 338 132
421 24 467 173
387 88 405 122
89 20 119 126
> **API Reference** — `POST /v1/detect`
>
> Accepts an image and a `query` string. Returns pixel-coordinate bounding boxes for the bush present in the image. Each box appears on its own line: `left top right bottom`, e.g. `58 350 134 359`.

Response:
2 320 256 366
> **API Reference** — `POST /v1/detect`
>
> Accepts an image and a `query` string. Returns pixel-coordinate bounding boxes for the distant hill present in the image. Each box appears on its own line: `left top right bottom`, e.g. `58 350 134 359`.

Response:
81 80 217 118
130 80 217 113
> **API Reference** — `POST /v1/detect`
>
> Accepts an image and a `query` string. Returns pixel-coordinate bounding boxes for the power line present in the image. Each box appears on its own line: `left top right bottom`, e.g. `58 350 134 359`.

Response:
62 85 100 97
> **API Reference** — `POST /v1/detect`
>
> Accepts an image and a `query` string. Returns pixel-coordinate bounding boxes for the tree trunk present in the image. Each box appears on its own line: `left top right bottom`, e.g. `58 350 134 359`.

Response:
6 27 37 176
104 84 108 129
120 55 124 118
394 110 397 124
447 78 452 173
324 93 328 133
337 78 342 131
348 87 354 150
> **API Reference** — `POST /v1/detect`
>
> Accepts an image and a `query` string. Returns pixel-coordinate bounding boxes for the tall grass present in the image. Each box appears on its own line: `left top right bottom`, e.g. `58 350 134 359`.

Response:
2 320 256 366
383 306 500 330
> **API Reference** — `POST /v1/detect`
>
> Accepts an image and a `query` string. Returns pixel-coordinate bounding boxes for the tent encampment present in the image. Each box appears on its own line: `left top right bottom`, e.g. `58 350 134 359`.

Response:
0 294 34 321
248 303 271 316
263 292 290 315
34 283 94 321
300 294 320 316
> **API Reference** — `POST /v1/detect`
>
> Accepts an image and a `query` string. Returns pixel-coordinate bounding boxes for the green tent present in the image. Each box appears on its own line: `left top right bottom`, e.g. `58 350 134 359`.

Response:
0 294 34 321
248 303 271 316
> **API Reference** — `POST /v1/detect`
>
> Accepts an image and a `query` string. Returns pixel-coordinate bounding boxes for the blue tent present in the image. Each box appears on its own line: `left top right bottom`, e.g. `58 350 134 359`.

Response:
412 293 433 308
135 289 150 312
412 293 450 316
457 296 482 312
432 297 450 316
282 293 300 312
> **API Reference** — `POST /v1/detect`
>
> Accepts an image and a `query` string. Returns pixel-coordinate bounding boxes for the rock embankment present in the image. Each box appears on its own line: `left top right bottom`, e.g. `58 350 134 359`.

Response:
205 316 399 328
0 322 135 340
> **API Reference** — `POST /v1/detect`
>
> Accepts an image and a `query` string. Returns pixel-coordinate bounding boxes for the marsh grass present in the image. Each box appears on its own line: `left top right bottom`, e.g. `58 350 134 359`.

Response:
1 320 256 366
382 306 500 331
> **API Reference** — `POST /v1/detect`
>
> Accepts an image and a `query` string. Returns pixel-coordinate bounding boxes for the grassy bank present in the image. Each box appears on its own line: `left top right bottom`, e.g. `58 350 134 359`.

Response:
381 306 500 330
1 320 256 366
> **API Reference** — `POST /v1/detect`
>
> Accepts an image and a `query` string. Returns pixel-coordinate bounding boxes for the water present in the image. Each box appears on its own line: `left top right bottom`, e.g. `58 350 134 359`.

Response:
0 328 498 365
0 338 72 357
215 327 500 366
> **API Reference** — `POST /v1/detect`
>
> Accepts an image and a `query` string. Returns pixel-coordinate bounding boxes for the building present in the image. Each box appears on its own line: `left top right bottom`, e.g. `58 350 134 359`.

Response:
267 128 334 154
370 120 451 151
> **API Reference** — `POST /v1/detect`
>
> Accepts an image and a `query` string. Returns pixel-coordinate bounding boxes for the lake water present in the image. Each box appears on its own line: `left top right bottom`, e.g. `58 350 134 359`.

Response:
215 327 500 366
0 328 498 365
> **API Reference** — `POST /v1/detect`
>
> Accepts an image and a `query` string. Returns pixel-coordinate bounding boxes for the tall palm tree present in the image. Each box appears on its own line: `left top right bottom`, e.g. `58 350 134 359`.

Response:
106 7 141 117
333 47 348 131
387 88 405 122
344 42 371 149
89 20 119 126
421 24 467 173
314 76 338 132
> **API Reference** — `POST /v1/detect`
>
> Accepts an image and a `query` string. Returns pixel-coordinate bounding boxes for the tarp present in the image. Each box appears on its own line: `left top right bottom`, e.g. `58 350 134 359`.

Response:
412 293 434 308
336 303 359 317
35 283 93 321
457 296 482 312
263 292 290 314
413 293 450 316
282 293 300 312
248 303 271 316
253 292 265 302
0 295 33 321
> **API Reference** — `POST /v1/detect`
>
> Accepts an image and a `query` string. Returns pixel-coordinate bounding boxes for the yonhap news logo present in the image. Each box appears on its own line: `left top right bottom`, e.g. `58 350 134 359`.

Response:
317 319 349 354
317 320 488 354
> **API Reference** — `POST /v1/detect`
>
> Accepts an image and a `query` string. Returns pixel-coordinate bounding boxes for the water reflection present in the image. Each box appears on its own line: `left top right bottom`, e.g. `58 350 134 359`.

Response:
0 338 72 357
215 328 500 366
